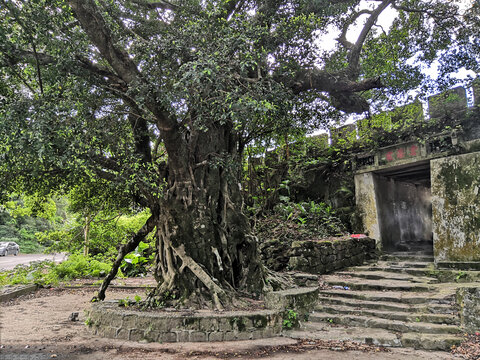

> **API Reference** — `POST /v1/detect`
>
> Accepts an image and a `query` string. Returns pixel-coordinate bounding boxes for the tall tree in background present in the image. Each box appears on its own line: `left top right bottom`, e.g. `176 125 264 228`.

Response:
0 0 477 308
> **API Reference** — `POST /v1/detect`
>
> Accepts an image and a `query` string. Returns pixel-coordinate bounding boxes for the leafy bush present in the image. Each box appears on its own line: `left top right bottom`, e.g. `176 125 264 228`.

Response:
120 241 154 277
38 210 152 259
0 260 56 286
257 200 346 243
0 254 112 287
52 254 112 280
283 309 299 329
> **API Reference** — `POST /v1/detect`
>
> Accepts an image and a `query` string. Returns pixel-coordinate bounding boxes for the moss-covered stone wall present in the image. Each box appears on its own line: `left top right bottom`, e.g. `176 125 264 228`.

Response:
431 152 480 263
287 237 377 274
456 287 480 332
354 173 381 245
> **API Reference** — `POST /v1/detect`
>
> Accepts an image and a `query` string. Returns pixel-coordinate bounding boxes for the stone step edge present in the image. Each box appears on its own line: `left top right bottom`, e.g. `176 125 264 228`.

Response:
318 289 453 305
334 271 438 283
316 296 456 313
324 280 435 292
309 313 462 334
0 284 38 302
314 304 459 325
347 267 431 275
286 325 463 351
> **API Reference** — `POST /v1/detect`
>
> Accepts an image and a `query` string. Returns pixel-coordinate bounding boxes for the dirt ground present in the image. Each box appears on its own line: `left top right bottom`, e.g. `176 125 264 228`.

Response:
0 287 462 360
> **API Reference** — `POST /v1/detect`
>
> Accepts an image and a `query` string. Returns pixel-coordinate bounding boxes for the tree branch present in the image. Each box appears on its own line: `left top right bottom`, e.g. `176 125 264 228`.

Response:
337 9 373 50
347 0 393 79
279 68 383 94
95 213 157 301
276 68 383 113
31 42 44 95
68 0 140 84
126 103 153 164
391 1 457 20
128 0 178 11
68 0 181 154
2 48 129 91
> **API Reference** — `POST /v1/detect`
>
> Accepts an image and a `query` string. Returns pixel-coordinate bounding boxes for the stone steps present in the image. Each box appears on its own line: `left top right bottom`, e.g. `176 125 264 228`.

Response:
318 289 446 304
380 253 434 262
349 264 480 283
315 304 459 325
302 256 463 351
309 313 461 334
357 260 433 269
288 322 402 348
334 270 438 283
316 296 456 314
323 274 435 292
350 265 431 277
287 322 463 351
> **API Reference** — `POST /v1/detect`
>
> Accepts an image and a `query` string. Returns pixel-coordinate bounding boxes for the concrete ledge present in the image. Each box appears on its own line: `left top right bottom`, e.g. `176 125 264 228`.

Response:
0 284 38 302
436 262 480 271
456 287 480 332
265 287 319 316
86 301 283 343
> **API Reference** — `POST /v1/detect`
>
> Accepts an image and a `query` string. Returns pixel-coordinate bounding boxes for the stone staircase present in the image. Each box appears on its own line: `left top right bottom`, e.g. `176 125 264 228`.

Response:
288 253 466 351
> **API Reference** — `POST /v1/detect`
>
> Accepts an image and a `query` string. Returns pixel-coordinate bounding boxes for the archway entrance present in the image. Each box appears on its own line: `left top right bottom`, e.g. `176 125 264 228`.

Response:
373 160 433 254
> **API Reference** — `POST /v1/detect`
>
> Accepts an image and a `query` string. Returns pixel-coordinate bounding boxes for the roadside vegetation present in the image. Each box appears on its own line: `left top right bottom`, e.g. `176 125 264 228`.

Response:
0 194 155 287
0 255 111 287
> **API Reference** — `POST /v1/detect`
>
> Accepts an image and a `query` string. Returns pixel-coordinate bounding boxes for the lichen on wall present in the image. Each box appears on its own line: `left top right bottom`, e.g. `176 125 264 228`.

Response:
431 152 480 262
354 173 381 245
456 287 480 332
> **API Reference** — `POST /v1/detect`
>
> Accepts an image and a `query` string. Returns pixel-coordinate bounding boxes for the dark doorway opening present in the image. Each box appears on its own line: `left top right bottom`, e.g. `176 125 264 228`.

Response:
374 161 433 254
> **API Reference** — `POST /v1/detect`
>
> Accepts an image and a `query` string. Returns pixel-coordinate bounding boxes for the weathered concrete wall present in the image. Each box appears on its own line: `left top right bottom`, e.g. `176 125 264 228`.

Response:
374 176 432 252
431 152 480 263
265 287 319 317
456 287 480 332
355 173 381 245
287 237 377 274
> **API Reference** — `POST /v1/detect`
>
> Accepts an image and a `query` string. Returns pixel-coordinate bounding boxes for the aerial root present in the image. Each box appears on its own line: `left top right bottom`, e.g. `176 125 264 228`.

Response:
172 244 227 311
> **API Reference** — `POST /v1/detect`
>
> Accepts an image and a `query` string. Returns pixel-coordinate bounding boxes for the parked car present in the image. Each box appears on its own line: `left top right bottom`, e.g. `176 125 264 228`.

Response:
0 241 20 256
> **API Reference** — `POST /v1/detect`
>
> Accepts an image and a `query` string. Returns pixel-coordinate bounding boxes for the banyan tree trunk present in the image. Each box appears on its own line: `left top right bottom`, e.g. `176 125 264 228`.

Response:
149 124 266 309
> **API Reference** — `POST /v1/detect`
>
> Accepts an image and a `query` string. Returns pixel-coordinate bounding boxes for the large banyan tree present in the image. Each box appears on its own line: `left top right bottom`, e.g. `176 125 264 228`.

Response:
0 0 478 308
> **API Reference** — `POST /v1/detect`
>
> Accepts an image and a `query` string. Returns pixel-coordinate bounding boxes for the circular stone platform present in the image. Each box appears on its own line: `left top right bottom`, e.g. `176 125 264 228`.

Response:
86 301 283 343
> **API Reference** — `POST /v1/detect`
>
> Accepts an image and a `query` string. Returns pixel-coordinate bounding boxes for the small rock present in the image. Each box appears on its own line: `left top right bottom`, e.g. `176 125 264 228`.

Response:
69 312 79 321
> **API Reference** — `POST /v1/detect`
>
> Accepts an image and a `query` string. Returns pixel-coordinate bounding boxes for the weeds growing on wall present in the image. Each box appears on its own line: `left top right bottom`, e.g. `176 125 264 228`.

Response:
256 199 346 244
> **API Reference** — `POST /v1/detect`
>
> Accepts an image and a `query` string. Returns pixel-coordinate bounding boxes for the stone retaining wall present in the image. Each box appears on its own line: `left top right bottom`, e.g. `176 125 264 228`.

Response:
87 302 283 342
456 287 480 332
87 286 320 343
265 287 319 317
287 237 377 274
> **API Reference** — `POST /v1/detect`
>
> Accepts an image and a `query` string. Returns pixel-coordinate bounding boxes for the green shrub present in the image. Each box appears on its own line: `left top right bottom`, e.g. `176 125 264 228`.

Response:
0 260 56 286
52 254 112 280
120 241 154 277
0 254 112 287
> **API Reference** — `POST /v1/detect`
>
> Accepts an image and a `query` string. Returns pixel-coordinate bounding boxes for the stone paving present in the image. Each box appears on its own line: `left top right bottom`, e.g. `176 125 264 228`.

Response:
288 252 480 351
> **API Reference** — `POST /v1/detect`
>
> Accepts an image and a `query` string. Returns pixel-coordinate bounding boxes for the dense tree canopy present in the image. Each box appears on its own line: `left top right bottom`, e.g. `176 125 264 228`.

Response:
0 0 478 307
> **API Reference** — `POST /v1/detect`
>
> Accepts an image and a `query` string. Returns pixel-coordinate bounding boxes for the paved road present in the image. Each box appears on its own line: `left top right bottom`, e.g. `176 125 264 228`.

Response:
0 253 67 271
